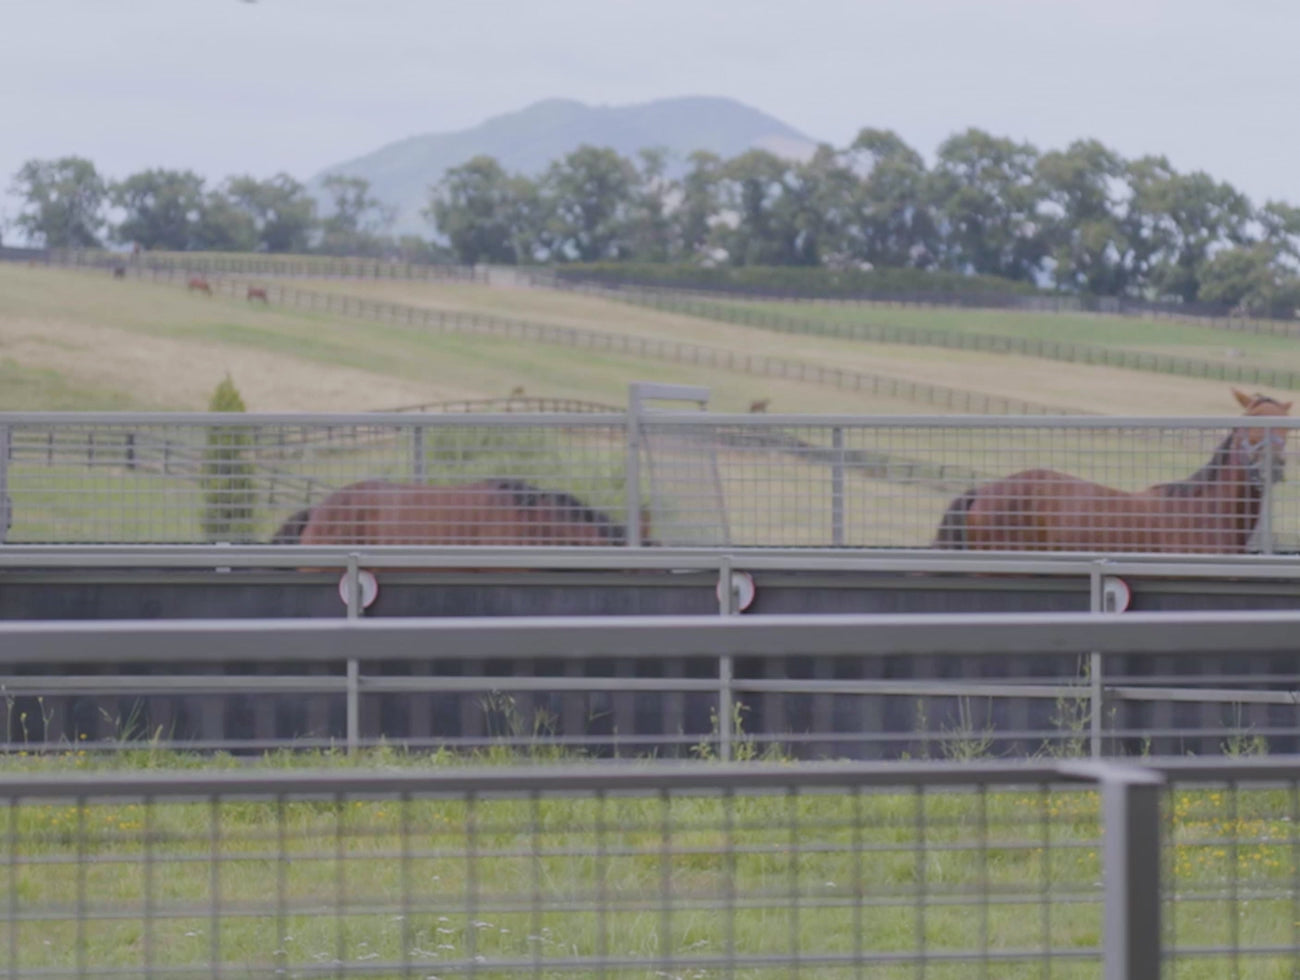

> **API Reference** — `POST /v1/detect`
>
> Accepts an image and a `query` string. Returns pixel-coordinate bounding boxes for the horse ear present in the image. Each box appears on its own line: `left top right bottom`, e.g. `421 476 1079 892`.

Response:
1232 388 1254 408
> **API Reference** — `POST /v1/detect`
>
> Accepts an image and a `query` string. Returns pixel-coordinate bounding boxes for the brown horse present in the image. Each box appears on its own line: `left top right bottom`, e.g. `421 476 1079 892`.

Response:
246 285 269 304
271 478 651 547
933 389 1292 553
187 276 213 296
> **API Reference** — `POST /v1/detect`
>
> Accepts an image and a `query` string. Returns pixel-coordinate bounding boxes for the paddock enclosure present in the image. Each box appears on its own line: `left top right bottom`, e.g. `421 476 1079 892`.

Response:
5 401 1300 551
5 396 1300 757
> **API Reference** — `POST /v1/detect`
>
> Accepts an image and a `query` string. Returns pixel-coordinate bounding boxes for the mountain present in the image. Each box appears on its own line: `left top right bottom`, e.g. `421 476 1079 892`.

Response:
310 96 822 236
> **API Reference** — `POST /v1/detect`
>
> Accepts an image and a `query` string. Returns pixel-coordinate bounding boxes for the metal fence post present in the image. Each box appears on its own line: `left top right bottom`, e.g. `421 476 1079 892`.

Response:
625 389 644 549
1089 563 1107 758
1100 766 1164 980
717 555 736 762
344 553 362 755
0 425 9 543
1261 437 1275 554
410 425 426 483
831 426 845 547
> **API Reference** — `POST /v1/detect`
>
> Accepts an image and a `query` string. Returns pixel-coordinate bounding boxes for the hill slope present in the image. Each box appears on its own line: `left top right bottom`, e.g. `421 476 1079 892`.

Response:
311 96 821 236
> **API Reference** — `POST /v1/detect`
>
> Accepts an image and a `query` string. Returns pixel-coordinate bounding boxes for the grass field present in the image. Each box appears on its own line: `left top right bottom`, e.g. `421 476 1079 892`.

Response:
651 292 1300 372
0 265 975 416
285 274 1294 416
4 262 1293 417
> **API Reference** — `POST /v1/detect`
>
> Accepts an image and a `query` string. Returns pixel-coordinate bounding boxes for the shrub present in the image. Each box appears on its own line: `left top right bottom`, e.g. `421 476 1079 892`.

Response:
200 375 256 542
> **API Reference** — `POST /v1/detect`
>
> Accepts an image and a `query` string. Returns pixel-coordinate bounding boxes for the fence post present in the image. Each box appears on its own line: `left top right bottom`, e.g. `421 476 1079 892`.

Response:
1261 438 1275 554
410 425 426 483
0 425 9 543
344 552 362 754
716 555 736 762
625 389 644 549
831 426 845 547
1089 562 1107 758
1100 766 1164 980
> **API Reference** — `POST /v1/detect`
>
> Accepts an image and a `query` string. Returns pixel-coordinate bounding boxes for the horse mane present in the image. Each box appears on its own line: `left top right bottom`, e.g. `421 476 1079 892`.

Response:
489 478 629 544
1153 435 1241 498
270 507 312 544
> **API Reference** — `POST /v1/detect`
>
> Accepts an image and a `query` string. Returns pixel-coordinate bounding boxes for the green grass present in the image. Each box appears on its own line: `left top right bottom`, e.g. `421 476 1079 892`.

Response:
0 749 1295 978
0 359 156 411
615 289 1300 384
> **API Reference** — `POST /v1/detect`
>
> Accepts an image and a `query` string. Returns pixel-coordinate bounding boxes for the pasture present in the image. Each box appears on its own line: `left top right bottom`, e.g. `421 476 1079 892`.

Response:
283 273 1295 416
641 291 1300 372
0 265 971 417
6 263 1297 419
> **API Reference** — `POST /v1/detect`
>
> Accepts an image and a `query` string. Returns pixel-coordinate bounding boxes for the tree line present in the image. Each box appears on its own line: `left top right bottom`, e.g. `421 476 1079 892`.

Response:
10 125 1300 316
4 158 441 262
428 131 1300 316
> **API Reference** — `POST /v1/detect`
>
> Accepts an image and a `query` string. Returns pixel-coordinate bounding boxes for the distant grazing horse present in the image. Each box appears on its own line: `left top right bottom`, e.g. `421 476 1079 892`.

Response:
271 478 652 547
187 276 213 296
748 398 770 413
112 266 126 279
246 285 269 304
933 389 1292 553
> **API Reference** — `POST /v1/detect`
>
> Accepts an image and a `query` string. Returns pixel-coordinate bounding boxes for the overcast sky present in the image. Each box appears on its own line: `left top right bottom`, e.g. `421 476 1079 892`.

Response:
3 0 1298 230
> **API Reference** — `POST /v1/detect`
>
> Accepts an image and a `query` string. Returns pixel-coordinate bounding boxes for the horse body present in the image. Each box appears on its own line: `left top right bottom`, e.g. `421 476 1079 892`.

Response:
274 478 645 548
247 286 269 303
934 389 1292 553
187 276 213 296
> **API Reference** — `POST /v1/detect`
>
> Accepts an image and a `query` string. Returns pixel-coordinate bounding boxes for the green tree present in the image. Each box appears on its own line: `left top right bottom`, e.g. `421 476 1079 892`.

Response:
1198 243 1300 317
1037 140 1132 296
111 168 208 251
839 128 936 269
715 149 820 267
223 173 317 252
425 155 526 264
9 156 107 247
1258 200 1300 262
200 375 256 543
1124 157 1253 302
672 150 723 261
317 174 395 256
191 189 259 252
541 145 638 262
928 129 1047 281
618 148 676 262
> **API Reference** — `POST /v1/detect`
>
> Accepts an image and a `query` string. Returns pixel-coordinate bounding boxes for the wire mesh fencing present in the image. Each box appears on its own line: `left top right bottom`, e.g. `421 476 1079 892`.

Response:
7 760 1294 980
0 764 1118 980
2 412 1300 551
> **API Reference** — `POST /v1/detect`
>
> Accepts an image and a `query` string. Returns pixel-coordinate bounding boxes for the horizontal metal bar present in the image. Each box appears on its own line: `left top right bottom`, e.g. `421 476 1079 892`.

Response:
7 674 1282 708
2 610 1300 665
2 410 1297 429
0 411 628 426
1107 685 1300 705
4 544 1300 578
0 676 350 694
0 758 1103 800
733 679 1088 699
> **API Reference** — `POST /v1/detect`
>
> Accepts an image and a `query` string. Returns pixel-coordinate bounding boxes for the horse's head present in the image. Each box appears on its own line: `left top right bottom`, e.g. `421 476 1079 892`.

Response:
1233 388 1293 487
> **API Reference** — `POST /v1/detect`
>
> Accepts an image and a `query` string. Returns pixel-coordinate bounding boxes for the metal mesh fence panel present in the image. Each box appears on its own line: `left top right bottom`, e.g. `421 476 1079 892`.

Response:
0 766 1105 980
1 416 633 546
1159 762 1300 979
2 413 1298 551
